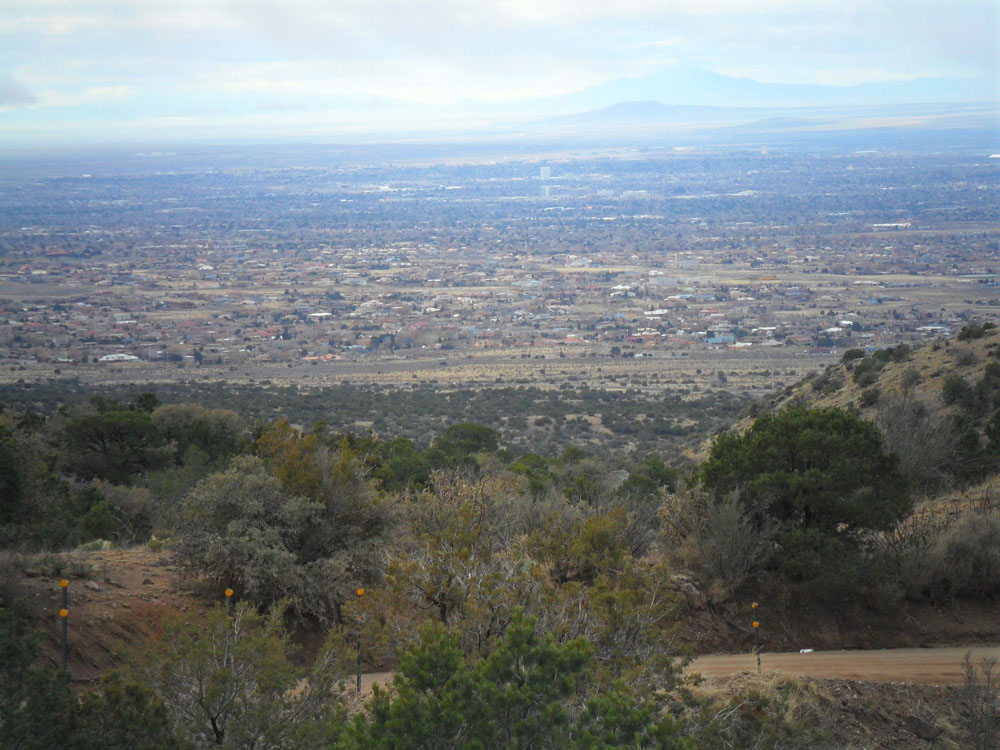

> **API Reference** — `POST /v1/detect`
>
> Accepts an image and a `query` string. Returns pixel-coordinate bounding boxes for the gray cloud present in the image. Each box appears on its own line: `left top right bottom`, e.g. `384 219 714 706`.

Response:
0 73 36 107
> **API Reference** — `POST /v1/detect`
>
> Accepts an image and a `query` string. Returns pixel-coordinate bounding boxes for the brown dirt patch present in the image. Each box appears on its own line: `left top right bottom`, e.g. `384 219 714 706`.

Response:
5 546 211 686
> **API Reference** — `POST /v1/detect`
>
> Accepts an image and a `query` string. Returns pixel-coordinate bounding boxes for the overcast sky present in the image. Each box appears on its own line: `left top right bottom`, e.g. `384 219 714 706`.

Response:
0 0 997 145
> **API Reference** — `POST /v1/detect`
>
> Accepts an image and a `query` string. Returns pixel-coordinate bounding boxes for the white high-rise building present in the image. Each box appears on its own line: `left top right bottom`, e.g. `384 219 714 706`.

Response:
540 166 551 180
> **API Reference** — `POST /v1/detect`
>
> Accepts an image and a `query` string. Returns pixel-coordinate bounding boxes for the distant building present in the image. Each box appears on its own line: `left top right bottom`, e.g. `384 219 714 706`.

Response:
540 166 551 180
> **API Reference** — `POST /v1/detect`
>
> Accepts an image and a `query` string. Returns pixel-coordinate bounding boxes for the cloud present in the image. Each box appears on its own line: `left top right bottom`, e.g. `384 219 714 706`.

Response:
0 73 36 107
37 85 135 108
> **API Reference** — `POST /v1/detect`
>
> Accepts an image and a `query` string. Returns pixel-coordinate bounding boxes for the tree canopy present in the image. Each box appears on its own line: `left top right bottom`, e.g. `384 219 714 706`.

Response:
702 407 910 534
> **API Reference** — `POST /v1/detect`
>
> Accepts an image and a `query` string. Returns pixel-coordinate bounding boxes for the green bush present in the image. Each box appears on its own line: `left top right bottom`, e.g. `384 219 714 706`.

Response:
0 427 24 525
178 454 387 624
426 422 501 469
81 500 121 542
342 610 687 749
859 387 880 408
942 374 974 408
64 410 171 483
703 407 910 535
958 322 996 341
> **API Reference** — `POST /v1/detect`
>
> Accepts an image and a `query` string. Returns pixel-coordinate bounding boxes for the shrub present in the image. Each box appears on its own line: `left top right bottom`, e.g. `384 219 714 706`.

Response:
178 454 387 624
0 426 23 525
859 387 880 408
152 403 244 465
342 610 687 749
958 322 997 341
874 344 911 363
900 367 922 394
141 604 347 749
955 348 979 367
681 673 829 749
900 511 1000 601
694 493 776 597
0 599 73 749
961 654 999 750
943 373 974 409
876 396 955 489
426 422 501 469
852 356 885 387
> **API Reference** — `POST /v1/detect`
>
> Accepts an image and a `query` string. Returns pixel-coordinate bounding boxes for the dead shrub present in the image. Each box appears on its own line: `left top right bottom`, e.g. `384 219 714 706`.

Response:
955 348 979 367
900 511 1000 602
876 396 955 489
962 653 999 750
661 488 775 599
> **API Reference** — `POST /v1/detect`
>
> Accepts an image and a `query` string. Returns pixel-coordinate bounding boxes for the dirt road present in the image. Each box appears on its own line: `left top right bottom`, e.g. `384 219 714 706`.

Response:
687 645 1000 685
353 645 1000 695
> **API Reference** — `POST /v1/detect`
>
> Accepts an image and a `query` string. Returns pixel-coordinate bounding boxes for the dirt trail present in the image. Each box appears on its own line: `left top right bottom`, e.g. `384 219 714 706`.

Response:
687 645 1000 685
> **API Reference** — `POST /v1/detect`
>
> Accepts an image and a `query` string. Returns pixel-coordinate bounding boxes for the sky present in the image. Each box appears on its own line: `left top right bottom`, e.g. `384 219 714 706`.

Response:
0 0 997 146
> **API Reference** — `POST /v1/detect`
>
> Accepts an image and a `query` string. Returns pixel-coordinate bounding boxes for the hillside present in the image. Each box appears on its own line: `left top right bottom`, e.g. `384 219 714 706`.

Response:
767 329 999 419
0 547 206 684
722 325 1000 498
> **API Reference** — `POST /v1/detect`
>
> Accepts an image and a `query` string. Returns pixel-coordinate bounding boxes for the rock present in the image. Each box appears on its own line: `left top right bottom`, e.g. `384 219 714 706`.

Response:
142 577 154 585
905 715 942 741
669 574 707 608
681 582 707 608
84 581 102 591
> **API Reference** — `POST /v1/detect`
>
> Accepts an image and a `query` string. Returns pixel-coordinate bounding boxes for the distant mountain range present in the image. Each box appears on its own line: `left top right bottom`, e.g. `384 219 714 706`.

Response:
514 96 998 143
536 65 997 113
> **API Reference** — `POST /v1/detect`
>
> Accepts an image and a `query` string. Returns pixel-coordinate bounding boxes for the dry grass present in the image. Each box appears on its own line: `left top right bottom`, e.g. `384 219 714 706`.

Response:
682 672 971 749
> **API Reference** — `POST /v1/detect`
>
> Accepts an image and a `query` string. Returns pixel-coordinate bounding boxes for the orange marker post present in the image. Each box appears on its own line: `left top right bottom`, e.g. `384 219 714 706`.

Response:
355 587 365 693
752 602 761 673
59 579 69 671
225 587 234 615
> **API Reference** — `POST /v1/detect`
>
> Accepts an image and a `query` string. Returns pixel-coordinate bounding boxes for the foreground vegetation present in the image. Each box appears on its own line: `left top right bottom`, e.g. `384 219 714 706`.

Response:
3 330 1000 747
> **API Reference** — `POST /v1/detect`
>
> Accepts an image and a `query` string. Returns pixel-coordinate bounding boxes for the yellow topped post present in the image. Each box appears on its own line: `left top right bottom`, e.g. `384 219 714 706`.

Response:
59 579 69 671
752 604 761 673
355 587 364 693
